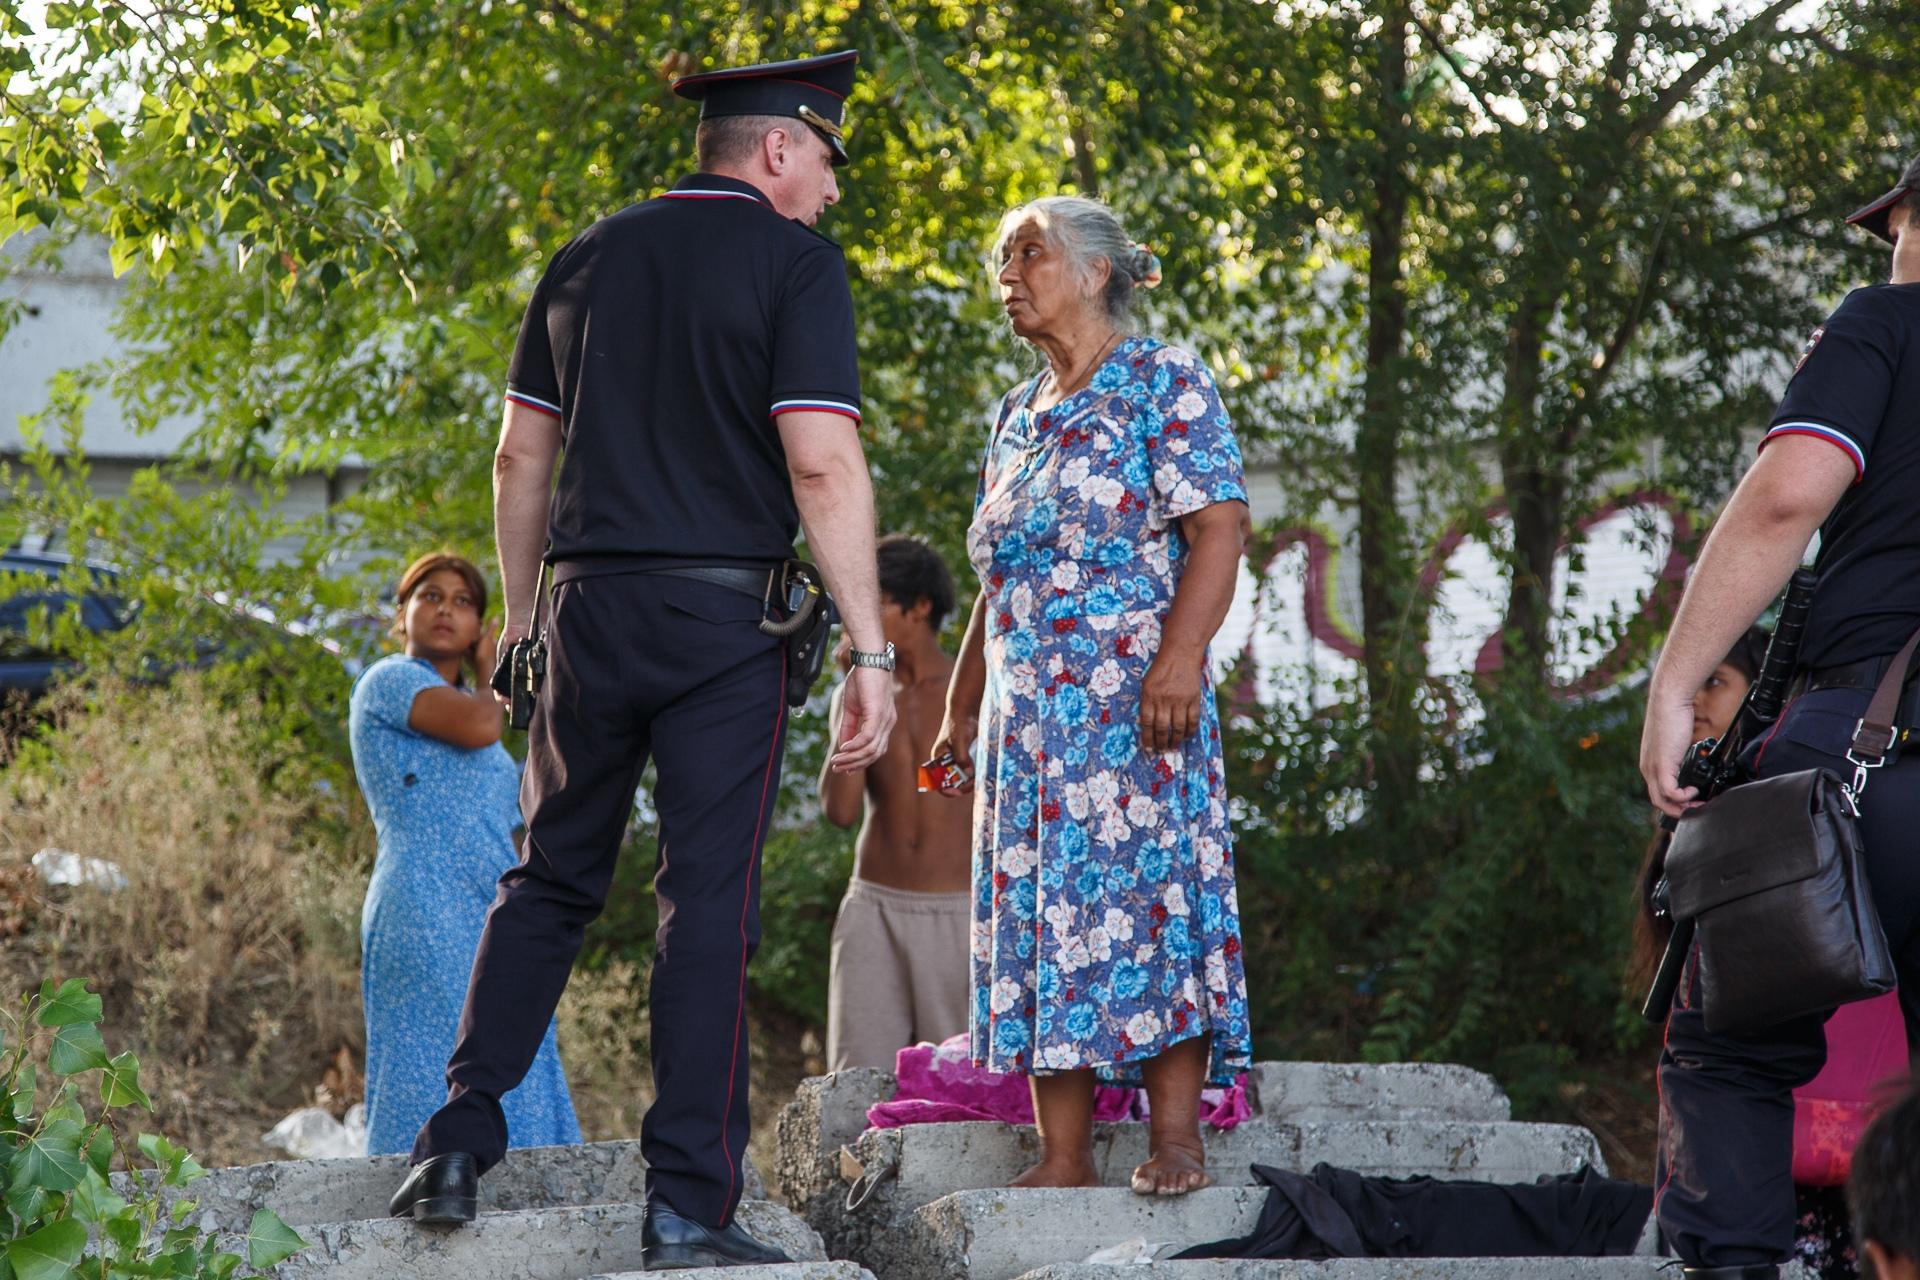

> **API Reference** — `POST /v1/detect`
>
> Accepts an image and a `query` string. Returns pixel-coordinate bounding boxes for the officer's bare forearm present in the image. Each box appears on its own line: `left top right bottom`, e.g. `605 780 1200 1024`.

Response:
1650 437 1852 713
1159 501 1248 668
493 403 563 631
794 468 883 648
779 413 884 650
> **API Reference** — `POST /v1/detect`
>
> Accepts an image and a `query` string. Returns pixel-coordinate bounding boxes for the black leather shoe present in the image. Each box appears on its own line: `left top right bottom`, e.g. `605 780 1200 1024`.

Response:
642 1200 792 1270
1681 1267 1780 1280
388 1153 478 1224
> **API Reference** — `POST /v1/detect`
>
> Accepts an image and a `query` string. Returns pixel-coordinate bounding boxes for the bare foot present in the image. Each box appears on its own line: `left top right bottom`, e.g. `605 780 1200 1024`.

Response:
1130 1137 1213 1196
1009 1155 1100 1189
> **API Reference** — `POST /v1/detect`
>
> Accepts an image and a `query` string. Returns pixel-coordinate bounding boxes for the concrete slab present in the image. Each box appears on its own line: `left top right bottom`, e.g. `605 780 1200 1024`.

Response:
144 1140 763 1233
885 1188 1270 1280
1288 1119 1603 1182
590 1267 874 1280
267 1200 824 1280
1247 1063 1510 1123
1013 1263 1674 1280
1015 1264 1812 1280
834 1117 1604 1221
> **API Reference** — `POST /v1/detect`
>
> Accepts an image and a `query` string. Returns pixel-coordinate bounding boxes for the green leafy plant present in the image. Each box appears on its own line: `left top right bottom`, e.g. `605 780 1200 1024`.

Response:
0 978 307 1279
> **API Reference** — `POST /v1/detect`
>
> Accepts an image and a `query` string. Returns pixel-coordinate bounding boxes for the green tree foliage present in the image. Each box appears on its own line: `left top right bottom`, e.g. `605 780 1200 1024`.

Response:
4 0 1918 1101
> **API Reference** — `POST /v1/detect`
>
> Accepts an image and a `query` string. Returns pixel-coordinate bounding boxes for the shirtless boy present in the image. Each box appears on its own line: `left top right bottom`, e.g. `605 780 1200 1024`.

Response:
819 535 973 1072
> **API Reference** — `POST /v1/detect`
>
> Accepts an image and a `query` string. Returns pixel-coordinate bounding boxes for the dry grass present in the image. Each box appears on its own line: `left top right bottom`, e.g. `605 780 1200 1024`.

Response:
0 675 820 1173
555 958 652 1140
557 960 826 1180
0 677 366 1162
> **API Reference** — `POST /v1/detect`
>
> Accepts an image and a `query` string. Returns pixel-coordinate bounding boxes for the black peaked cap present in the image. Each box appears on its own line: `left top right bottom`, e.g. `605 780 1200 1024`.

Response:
1846 152 1920 245
672 50 859 166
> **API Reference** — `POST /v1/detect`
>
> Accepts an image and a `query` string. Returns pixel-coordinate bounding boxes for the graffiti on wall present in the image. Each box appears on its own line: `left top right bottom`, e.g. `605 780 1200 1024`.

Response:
1212 489 1695 707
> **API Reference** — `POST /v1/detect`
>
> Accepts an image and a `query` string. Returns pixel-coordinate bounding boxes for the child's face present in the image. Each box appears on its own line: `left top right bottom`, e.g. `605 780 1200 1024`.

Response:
880 594 932 652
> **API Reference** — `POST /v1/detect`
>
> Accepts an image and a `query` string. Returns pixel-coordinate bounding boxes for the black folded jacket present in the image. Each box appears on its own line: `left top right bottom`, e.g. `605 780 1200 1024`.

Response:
1172 1164 1653 1260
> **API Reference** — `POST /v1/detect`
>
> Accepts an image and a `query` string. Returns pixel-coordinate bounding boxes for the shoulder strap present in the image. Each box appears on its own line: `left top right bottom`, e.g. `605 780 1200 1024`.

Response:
1850 623 1920 760
533 557 553 643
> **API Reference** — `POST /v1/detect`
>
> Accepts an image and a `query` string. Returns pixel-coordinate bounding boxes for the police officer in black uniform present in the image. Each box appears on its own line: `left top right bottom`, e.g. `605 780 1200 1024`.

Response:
387 50 901 1270
1640 152 1920 1277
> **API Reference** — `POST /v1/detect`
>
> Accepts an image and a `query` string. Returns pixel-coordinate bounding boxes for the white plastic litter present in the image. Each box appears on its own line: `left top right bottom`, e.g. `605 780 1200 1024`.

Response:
1081 1237 1170 1265
32 848 128 892
261 1104 367 1160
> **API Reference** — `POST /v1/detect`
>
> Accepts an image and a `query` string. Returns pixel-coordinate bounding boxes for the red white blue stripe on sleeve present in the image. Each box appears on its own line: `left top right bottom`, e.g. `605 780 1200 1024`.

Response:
505 389 562 419
770 398 861 422
1760 421 1865 482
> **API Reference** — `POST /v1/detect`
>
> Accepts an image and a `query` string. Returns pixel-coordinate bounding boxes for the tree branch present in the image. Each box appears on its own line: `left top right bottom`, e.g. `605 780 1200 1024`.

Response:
1552 199 1675 457
537 0 603 39
1408 9 1501 128
1802 27 1912 76
872 0 956 116
1602 0 1648 104
1726 205 1816 245
1623 0 1800 153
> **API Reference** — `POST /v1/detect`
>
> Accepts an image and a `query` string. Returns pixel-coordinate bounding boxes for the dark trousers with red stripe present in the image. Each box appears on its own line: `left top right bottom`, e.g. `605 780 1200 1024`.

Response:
413 571 788 1228
1655 685 1920 1266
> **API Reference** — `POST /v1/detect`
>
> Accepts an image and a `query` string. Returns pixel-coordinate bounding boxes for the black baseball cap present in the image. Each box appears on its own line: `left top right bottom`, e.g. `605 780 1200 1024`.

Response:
672 50 859 167
1845 152 1920 244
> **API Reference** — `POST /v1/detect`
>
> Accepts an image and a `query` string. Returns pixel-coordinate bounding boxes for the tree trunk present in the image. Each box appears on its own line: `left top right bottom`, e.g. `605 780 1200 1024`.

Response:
1497 296 1561 688
1357 3 1420 802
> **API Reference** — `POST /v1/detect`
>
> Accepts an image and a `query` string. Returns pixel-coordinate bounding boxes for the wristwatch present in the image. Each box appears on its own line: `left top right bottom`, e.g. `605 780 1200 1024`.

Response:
848 643 897 672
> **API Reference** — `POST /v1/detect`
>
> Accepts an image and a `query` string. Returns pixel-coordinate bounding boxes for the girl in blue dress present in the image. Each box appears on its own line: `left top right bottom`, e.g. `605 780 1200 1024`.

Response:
350 552 580 1155
934 198 1254 1198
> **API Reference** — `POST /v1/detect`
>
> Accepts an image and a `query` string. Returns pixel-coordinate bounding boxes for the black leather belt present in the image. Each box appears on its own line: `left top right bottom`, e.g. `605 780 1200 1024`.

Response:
642 565 773 600
1805 654 1907 693
551 557 779 594
1798 654 1920 726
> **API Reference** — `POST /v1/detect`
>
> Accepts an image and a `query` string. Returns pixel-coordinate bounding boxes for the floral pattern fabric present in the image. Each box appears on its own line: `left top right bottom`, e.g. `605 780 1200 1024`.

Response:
966 335 1253 1086
1793 1184 1857 1280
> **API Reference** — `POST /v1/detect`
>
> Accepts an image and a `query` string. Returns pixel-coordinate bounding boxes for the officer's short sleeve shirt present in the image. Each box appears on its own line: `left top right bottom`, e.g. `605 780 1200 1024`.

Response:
1758 285 1920 666
503 173 862 575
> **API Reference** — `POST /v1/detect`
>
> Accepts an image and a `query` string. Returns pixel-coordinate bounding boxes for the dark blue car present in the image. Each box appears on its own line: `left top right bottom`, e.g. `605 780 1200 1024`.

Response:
2 547 387 706
0 549 131 697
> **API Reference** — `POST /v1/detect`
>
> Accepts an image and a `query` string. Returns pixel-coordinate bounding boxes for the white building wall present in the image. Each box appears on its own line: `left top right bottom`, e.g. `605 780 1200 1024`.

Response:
1 236 364 568
0 237 199 456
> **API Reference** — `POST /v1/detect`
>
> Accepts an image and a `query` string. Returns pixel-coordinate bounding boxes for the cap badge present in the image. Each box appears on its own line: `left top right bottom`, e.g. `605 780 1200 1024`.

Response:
796 104 844 140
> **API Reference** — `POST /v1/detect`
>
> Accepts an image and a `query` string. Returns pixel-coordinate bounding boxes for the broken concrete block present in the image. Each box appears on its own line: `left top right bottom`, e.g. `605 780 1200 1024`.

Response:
793 1116 1604 1259
589 1266 875 1280
1247 1062 1511 1124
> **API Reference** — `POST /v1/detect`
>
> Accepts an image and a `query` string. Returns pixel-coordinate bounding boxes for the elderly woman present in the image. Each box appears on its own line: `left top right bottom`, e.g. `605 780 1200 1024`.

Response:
932 197 1253 1196
350 552 581 1155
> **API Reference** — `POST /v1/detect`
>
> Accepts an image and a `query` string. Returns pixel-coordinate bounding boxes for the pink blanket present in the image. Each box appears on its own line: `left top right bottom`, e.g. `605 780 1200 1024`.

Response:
1792 993 1909 1186
866 1035 1249 1130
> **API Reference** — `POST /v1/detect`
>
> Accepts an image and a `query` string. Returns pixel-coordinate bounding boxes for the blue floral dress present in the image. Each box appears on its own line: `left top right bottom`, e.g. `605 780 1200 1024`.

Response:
967 336 1253 1086
350 655 581 1155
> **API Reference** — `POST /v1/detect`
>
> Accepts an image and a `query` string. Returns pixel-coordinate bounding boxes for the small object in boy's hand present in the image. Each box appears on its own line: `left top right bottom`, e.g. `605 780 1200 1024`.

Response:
917 752 971 794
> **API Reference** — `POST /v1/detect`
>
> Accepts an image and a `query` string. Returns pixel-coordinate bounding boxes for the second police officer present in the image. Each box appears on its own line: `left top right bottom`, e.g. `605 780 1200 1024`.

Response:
387 50 900 1270
1640 153 1920 1277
